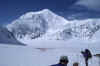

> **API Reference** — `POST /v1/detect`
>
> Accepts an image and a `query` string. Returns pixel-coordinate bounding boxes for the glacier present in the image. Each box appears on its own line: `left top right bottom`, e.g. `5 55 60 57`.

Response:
0 9 100 66
7 9 68 42
6 9 100 44
0 39 100 66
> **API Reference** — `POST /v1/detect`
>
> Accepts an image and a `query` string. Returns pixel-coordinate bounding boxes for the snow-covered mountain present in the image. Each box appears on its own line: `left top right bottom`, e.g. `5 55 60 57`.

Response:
7 9 100 44
41 19 100 40
0 26 23 45
65 19 100 39
7 9 68 40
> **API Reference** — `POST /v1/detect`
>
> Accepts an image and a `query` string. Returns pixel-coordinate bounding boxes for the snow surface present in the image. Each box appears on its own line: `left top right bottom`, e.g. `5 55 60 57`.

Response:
0 26 23 45
0 39 100 66
7 9 70 43
0 9 100 66
1 28 100 66
6 9 100 45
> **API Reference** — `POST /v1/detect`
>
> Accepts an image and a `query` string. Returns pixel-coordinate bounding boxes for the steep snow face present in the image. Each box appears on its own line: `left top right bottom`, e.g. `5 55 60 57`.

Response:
65 19 100 39
0 26 22 44
7 9 68 41
40 19 100 40
7 9 100 44
92 28 100 42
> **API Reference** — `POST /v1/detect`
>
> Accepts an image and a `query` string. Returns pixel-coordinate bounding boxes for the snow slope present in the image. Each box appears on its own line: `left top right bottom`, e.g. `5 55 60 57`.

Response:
0 9 100 66
6 9 100 45
0 40 100 66
0 26 23 45
92 28 100 42
68 19 100 39
7 9 68 41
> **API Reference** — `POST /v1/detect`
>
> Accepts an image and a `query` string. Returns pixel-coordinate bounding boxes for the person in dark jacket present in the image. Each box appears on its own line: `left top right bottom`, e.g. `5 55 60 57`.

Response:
73 62 79 66
51 56 69 66
81 49 92 66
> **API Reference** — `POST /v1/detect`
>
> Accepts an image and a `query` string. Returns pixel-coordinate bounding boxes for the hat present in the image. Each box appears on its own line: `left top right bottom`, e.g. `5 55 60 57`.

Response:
73 62 79 66
60 56 68 61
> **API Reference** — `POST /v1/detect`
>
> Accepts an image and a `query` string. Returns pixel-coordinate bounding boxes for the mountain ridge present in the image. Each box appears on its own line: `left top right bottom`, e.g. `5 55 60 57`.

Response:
0 26 24 45
5 9 100 44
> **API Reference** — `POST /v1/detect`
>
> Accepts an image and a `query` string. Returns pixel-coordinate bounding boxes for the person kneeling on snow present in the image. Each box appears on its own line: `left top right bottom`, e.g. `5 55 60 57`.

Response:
51 56 69 66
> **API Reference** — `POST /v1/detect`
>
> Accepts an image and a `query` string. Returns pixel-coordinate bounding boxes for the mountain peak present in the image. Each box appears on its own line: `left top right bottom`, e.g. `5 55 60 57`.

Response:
7 9 68 43
6 9 100 44
20 9 52 19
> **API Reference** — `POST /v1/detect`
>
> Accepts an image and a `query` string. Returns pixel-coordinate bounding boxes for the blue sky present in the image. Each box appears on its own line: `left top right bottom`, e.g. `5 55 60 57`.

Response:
0 0 78 25
0 0 100 25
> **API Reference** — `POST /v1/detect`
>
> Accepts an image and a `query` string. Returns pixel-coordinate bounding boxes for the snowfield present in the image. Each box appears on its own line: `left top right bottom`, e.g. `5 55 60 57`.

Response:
0 39 100 66
0 9 100 66
7 9 100 44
